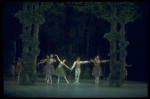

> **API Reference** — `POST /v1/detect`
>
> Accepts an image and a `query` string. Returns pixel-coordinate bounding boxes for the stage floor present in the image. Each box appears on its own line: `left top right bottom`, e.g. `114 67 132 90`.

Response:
4 77 148 98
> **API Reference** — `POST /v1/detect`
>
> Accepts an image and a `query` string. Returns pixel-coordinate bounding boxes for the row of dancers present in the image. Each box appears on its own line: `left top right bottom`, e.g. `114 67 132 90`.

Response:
38 54 110 85
11 54 131 85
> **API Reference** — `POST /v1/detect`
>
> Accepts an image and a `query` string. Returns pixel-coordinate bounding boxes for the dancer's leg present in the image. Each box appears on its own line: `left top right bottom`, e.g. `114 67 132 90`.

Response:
57 76 60 83
95 77 98 84
76 69 81 84
47 75 49 83
18 73 20 81
64 76 69 83
50 76 52 84
74 70 78 83
96 77 99 85
95 77 97 83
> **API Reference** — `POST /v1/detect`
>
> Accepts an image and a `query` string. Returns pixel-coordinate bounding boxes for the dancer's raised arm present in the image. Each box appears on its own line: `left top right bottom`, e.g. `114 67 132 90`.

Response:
55 54 61 62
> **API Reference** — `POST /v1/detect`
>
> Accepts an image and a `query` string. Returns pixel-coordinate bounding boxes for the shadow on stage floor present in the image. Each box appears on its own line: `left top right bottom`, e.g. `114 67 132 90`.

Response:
3 77 148 98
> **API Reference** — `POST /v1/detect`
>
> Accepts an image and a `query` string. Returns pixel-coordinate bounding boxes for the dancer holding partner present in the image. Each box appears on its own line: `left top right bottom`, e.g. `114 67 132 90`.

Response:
38 54 56 84
91 55 109 85
70 57 90 84
55 54 71 83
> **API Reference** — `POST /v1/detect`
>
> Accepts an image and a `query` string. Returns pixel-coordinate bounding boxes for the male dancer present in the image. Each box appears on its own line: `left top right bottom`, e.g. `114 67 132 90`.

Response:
70 57 90 84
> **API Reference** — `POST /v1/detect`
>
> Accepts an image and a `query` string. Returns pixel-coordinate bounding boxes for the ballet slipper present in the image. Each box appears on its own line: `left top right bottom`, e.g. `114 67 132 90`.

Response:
47 80 49 83
74 81 77 84
76 81 80 84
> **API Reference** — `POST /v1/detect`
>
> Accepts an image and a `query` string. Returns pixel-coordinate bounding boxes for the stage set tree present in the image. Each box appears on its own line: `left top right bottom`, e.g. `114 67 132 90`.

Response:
15 2 53 85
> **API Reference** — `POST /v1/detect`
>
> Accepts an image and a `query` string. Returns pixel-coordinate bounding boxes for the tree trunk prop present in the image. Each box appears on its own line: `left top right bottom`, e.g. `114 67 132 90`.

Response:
15 2 50 85
104 5 130 87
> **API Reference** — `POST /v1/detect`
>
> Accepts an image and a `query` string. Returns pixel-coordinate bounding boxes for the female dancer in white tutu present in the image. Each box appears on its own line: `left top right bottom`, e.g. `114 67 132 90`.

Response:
91 56 109 85
55 55 71 83
38 54 56 84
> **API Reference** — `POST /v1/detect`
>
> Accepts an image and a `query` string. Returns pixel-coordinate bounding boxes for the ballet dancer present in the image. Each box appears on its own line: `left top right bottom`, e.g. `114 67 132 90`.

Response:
70 56 90 84
55 54 71 83
15 57 23 80
90 55 109 85
125 64 132 80
38 54 56 84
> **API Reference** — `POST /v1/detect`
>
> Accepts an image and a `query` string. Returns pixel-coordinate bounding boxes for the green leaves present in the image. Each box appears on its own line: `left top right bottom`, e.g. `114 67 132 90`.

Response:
104 31 125 42
117 2 140 24
15 10 45 25
73 2 97 14
118 40 129 48
15 2 54 25
20 31 32 46
15 10 32 25
72 2 140 23
57 2 65 7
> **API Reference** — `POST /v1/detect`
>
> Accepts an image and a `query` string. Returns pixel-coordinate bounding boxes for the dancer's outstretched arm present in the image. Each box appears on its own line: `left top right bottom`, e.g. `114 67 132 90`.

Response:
38 59 46 65
40 59 47 62
64 63 71 70
90 59 94 63
100 60 110 63
126 64 132 67
90 59 96 66
80 61 90 64
55 55 61 62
